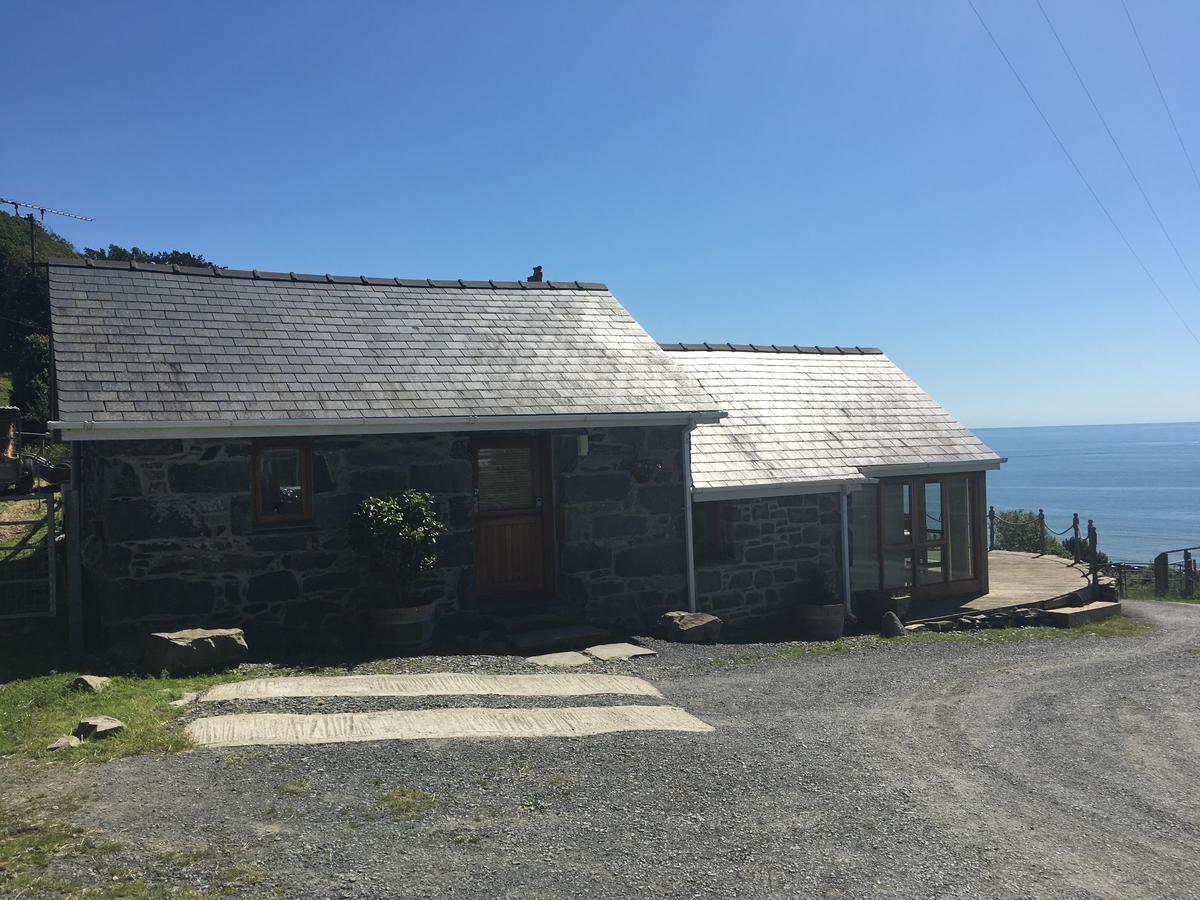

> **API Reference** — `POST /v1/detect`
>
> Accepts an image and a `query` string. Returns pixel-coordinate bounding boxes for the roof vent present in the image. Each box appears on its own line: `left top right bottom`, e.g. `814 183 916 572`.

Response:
528 265 543 282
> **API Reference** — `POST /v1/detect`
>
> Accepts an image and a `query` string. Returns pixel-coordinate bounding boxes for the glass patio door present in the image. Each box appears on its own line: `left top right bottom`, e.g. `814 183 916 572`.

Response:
880 476 976 595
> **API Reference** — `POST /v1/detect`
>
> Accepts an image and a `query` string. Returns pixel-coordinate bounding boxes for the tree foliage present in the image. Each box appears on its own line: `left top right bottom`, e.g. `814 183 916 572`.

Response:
83 245 213 268
350 493 449 599
0 211 78 355
8 333 52 427
991 509 1071 558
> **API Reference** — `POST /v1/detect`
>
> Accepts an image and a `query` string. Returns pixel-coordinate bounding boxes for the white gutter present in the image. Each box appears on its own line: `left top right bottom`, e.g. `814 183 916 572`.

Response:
51 410 726 442
840 484 855 622
858 459 1005 477
693 477 869 502
682 416 698 613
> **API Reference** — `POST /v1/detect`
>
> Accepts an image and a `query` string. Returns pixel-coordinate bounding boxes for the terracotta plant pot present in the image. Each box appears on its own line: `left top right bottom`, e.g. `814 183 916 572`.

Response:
368 603 438 655
794 603 846 642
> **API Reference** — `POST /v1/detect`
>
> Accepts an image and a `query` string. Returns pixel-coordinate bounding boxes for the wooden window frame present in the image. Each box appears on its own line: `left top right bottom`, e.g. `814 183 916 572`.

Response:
252 441 314 527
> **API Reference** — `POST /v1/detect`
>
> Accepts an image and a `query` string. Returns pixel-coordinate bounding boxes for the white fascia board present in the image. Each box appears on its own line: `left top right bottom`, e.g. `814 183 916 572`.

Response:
857 458 1005 478
692 477 868 502
51 410 726 442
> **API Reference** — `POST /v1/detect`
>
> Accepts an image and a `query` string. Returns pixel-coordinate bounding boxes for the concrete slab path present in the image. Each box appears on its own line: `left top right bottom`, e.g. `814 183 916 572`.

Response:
201 673 662 702
186 705 713 748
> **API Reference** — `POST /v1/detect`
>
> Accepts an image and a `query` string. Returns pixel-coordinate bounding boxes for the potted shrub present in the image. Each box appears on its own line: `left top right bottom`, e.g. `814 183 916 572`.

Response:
793 573 846 641
351 491 449 654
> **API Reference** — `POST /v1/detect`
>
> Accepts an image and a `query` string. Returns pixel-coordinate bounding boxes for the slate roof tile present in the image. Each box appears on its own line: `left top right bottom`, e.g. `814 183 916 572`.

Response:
664 347 1000 490
49 263 720 426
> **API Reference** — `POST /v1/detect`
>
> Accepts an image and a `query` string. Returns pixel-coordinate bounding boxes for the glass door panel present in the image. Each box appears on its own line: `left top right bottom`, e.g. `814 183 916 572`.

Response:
945 477 975 581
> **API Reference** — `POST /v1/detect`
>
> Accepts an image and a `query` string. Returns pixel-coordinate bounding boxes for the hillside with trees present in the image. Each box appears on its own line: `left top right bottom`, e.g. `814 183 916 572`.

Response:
0 210 216 427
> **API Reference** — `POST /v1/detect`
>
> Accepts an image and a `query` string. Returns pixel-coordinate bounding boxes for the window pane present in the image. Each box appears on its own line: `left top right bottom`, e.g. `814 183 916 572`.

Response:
477 447 534 512
946 477 975 581
916 545 945 585
882 547 913 590
260 448 305 517
851 486 880 590
923 481 943 542
881 482 911 545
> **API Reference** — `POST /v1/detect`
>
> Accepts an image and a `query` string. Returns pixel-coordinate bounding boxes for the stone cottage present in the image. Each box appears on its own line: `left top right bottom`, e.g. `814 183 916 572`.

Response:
47 259 1002 647
47 259 722 646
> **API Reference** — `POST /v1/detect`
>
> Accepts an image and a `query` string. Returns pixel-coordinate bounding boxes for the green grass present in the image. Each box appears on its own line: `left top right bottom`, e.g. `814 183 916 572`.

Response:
0 670 243 762
712 614 1153 668
0 370 11 405
275 779 308 797
379 787 439 820
0 793 276 898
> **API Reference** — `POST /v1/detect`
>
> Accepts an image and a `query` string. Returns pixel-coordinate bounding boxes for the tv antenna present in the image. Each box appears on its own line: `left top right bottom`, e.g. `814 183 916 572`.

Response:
1 196 95 275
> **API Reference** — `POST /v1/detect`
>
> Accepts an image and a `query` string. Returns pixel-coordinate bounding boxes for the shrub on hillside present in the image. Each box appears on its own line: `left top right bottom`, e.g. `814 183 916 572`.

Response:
991 509 1071 558
8 333 51 429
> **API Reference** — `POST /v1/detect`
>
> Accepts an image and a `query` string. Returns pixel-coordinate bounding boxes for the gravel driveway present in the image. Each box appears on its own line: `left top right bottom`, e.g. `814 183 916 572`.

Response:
13 600 1200 899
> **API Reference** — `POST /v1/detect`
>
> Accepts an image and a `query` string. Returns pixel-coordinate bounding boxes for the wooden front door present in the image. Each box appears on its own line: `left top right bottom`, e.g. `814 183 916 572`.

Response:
474 437 555 600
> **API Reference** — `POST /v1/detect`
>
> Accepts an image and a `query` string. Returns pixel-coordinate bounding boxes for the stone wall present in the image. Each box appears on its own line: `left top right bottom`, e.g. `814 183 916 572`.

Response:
78 425 688 645
693 492 843 636
554 427 688 630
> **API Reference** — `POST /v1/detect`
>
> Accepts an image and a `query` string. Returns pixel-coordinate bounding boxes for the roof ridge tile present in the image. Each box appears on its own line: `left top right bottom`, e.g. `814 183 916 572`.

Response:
659 342 883 355
44 257 608 292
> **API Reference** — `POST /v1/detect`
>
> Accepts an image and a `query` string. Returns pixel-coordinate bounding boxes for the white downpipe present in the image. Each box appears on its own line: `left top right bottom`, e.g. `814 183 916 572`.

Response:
682 417 698 613
840 484 855 621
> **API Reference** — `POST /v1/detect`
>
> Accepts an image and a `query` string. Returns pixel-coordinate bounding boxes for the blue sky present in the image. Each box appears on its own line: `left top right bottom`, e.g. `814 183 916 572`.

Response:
5 1 1200 427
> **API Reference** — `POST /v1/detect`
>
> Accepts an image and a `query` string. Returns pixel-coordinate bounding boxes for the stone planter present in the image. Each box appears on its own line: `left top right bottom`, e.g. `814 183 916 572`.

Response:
368 603 438 655
794 603 845 641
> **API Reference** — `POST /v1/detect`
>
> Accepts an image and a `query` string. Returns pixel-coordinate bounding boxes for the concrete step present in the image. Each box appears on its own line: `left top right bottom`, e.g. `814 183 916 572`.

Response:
1043 600 1121 628
506 624 613 655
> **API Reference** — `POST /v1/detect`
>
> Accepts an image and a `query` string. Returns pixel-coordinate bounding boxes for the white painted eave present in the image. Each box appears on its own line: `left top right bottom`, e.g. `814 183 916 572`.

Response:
692 477 868 502
51 410 726 442
856 458 1005 478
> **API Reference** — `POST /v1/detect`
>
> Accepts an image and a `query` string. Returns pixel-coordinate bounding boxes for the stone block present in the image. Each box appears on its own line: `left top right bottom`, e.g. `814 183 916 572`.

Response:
561 542 613 573
591 514 647 540
744 545 775 563
637 484 683 514
410 461 472 493
561 473 631 504
144 627 248 675
660 611 723 643
613 544 684 578
167 461 250 494
301 569 360 592
103 498 211 542
247 570 299 605
72 716 125 741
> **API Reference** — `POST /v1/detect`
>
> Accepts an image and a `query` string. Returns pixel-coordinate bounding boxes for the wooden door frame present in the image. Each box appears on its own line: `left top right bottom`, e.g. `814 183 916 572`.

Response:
875 473 985 600
472 434 557 601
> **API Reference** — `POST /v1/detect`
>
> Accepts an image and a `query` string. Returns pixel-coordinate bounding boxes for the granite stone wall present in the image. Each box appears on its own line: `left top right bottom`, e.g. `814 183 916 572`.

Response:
79 425 688 645
554 426 688 630
693 492 844 636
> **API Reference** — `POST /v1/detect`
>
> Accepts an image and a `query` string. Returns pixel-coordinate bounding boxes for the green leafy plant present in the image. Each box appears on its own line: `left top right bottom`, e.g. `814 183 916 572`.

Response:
991 509 1072 558
8 333 51 428
350 492 448 598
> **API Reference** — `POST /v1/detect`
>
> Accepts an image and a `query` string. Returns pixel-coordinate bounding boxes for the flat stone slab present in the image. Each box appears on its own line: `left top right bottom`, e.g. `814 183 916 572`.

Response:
585 642 657 661
201 673 661 702
186 705 713 748
526 651 592 668
506 624 612 654
1044 601 1122 628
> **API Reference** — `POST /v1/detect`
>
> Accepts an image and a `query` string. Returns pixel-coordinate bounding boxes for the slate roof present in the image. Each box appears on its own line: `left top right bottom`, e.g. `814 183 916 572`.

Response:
662 344 1001 493
47 259 722 434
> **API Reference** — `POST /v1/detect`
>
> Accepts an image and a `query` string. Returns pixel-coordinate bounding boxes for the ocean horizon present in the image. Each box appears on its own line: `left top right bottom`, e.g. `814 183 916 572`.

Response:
973 421 1200 563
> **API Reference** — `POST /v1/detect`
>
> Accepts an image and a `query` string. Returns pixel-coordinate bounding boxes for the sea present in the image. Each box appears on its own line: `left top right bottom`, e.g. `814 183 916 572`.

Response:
973 422 1200 564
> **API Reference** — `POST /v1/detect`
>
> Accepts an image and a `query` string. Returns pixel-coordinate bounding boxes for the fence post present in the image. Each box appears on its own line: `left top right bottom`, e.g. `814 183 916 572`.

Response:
1185 550 1195 598
1154 552 1169 597
1087 520 1097 586
988 506 995 551
1038 509 1046 556
1071 513 1080 564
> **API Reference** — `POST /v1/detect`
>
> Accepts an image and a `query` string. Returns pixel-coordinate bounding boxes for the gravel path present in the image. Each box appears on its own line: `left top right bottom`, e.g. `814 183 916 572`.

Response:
14 600 1200 899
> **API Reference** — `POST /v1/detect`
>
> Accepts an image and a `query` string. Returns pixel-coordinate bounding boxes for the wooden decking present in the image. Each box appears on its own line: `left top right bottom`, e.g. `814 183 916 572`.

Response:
908 550 1097 622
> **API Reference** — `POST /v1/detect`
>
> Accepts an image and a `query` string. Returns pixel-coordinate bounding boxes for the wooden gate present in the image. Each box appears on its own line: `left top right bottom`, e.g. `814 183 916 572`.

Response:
0 490 59 619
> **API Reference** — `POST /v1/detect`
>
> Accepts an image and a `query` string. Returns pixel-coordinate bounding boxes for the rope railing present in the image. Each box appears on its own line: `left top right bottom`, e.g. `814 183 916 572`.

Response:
988 506 1100 585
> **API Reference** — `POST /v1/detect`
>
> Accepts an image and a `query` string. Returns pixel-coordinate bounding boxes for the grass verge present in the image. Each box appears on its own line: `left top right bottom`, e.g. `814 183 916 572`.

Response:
0 671 242 763
0 793 274 898
379 787 439 820
713 614 1153 668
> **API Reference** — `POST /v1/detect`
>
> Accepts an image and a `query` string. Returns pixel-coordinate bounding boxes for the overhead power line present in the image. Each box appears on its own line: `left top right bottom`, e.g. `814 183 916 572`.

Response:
1035 0 1200 301
965 0 1200 347
1120 0 1200 197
